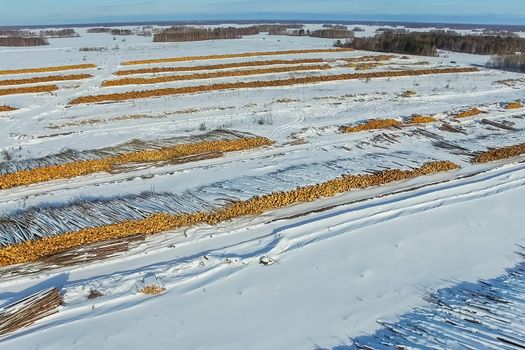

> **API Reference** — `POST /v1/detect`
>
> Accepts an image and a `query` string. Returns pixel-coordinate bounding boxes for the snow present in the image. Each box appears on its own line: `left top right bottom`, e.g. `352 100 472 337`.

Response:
1 163 525 349
1 24 525 349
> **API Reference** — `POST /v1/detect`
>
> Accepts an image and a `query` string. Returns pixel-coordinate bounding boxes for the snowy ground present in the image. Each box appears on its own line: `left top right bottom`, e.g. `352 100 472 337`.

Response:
0 26 525 349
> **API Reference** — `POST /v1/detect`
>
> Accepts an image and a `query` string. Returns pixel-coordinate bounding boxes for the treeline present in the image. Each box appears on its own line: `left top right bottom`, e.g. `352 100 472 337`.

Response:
87 28 112 33
337 32 525 56
86 28 133 35
111 29 133 36
270 28 354 39
0 29 34 37
486 54 525 73
153 25 289 42
0 37 49 47
39 29 79 38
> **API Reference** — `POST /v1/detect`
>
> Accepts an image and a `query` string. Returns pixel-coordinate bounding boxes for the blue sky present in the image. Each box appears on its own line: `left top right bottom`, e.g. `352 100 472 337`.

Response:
1 0 524 26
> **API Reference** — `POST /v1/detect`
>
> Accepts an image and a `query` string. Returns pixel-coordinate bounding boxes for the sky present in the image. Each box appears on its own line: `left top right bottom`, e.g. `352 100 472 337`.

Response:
1 0 524 26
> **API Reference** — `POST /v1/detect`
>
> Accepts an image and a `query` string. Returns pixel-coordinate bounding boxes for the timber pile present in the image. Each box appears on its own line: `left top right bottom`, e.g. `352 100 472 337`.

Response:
0 84 58 96
345 55 396 63
103 64 330 86
346 62 382 70
0 161 459 266
140 286 166 294
407 115 437 124
0 105 17 112
455 107 483 118
0 74 93 86
70 67 479 105
342 119 402 133
0 236 146 278
0 288 62 336
472 141 525 163
506 101 523 109
0 64 96 75
121 48 354 65
114 58 326 75
0 136 273 189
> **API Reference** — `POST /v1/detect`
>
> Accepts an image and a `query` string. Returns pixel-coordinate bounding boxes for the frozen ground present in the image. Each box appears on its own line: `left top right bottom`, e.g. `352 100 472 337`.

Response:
0 26 525 349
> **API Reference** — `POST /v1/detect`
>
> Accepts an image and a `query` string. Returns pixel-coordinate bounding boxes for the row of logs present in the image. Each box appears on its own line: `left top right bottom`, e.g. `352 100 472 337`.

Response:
0 137 273 190
70 67 479 105
0 84 58 96
0 161 459 266
473 141 525 163
0 64 96 76
103 64 331 87
0 74 93 86
121 48 354 65
114 58 327 76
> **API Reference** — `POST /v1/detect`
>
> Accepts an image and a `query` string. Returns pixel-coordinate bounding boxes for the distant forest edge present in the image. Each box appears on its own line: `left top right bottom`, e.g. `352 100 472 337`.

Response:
335 32 525 56
0 29 79 46
152 25 354 42
2 20 525 32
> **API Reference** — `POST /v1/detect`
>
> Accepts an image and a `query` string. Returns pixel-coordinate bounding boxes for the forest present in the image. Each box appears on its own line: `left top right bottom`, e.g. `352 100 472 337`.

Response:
269 27 354 39
0 37 49 47
337 31 525 56
153 25 302 42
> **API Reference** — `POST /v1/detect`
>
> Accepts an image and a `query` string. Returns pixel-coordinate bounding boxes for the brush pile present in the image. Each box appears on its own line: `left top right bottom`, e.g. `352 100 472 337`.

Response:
114 58 326 76
71 67 478 104
0 84 58 96
342 119 402 133
104 64 330 86
0 288 62 336
0 74 93 86
0 161 459 266
350 259 525 349
472 141 525 163
121 48 353 65
0 64 96 75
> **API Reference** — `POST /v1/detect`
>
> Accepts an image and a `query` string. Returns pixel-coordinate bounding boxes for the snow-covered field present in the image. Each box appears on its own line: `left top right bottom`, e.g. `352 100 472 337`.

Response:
0 26 525 349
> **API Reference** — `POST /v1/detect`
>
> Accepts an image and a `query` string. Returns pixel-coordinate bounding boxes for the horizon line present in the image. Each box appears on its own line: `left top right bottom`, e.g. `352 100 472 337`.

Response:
2 18 525 30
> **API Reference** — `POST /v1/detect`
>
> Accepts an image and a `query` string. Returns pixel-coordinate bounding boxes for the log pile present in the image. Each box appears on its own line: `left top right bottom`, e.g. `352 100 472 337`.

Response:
455 107 483 118
506 101 523 109
121 48 354 66
140 285 166 294
0 161 459 266
103 64 330 87
0 136 273 190
342 119 402 133
0 105 17 112
0 288 62 336
472 141 525 163
0 84 58 96
0 236 146 278
0 64 96 76
407 115 437 124
0 74 93 86
114 58 326 76
345 55 396 63
70 67 479 105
